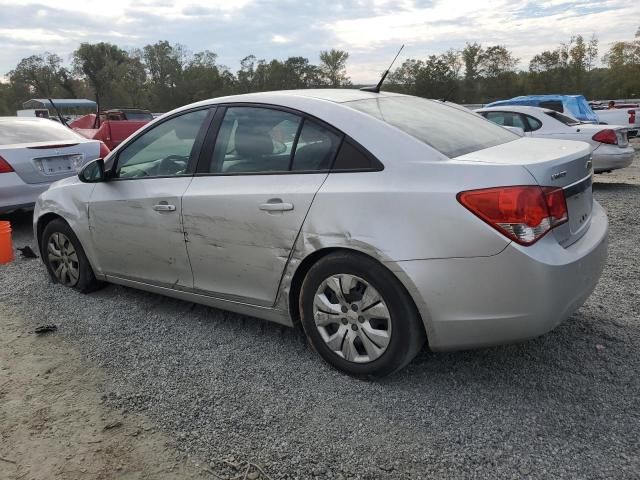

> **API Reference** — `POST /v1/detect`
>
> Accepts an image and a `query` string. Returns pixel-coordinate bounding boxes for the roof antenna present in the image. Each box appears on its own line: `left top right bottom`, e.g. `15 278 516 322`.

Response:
47 97 68 127
360 44 404 93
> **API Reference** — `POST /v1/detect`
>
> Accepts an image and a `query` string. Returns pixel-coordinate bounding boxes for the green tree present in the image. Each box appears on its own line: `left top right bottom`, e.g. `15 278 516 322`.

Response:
8 53 70 97
319 49 350 87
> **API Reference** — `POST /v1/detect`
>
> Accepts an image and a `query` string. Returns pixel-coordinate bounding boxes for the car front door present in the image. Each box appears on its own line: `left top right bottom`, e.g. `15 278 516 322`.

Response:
88 108 213 288
182 106 342 306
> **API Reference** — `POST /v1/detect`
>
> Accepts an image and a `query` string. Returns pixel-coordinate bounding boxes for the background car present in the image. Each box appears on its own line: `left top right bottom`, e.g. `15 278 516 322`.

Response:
485 94 599 123
475 105 635 173
34 90 607 377
0 117 109 213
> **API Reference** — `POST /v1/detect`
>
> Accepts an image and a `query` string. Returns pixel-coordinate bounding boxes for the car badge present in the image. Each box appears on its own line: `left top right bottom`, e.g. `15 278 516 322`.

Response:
551 170 567 180
586 159 593 171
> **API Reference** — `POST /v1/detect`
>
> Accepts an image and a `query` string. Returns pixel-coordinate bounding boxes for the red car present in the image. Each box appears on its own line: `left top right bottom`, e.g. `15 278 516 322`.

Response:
70 109 153 151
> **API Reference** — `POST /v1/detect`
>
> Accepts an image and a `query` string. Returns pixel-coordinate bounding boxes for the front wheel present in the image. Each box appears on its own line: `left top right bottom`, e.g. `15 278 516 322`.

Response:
299 252 425 378
41 219 103 293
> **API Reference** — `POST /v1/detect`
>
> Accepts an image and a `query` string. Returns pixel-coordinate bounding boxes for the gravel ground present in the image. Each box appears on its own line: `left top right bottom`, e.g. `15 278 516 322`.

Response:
1 147 639 479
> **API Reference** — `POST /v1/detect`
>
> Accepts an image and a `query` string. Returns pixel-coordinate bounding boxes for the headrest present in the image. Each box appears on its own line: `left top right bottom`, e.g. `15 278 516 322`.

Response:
234 124 274 158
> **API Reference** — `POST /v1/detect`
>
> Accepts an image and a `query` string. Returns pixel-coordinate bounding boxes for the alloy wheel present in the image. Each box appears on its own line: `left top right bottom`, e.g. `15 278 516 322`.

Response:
47 232 80 287
313 274 392 363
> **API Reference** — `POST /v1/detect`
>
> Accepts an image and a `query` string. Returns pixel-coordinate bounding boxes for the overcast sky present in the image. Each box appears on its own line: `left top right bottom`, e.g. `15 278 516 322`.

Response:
0 0 638 83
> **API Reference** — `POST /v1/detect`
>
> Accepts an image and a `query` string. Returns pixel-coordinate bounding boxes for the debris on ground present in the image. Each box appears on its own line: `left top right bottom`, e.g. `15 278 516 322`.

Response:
17 246 38 259
34 324 57 334
103 421 123 431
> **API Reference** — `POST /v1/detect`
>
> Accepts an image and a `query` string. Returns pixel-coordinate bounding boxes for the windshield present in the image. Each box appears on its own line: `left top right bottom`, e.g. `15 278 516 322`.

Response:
545 111 580 126
0 119 81 145
345 96 516 157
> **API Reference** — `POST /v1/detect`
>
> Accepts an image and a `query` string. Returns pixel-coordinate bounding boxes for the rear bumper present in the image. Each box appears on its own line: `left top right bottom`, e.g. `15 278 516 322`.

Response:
0 172 49 213
592 146 635 172
396 200 608 351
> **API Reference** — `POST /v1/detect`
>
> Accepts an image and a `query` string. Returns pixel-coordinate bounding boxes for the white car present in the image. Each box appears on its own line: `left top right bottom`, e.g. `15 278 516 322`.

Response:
0 117 109 213
476 106 635 173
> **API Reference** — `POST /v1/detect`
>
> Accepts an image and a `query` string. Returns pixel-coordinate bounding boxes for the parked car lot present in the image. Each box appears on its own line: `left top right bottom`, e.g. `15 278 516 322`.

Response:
476 105 635 172
0 142 638 478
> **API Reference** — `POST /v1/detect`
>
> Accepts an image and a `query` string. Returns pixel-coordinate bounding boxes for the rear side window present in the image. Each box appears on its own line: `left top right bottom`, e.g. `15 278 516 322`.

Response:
484 111 527 131
333 140 382 171
525 115 542 131
0 119 81 145
346 97 516 158
291 120 341 171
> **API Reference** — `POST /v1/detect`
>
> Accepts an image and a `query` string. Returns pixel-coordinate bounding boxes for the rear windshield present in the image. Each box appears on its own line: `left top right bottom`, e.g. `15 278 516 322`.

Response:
345 96 516 157
544 111 580 126
0 119 81 145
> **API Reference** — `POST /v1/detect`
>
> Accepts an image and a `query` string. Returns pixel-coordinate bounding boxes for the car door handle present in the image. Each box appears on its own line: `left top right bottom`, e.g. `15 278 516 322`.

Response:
153 203 176 212
259 199 294 212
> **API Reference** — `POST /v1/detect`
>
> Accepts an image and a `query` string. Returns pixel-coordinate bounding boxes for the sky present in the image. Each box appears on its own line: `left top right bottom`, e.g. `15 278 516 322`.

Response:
0 0 638 83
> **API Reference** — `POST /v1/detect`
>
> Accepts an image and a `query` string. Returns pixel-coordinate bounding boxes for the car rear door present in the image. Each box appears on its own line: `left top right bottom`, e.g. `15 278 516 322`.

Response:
88 108 213 288
182 105 342 306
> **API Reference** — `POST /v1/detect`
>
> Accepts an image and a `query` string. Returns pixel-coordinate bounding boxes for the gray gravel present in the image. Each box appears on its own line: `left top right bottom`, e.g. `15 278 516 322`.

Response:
1 149 639 479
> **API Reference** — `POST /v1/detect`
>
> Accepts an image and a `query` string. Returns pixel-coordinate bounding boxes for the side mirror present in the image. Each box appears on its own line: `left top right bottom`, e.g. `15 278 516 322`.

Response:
504 126 525 136
78 158 106 183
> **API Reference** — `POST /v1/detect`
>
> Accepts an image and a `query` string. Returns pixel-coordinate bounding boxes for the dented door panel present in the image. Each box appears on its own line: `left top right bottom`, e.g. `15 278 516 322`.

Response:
88 178 194 287
182 174 328 306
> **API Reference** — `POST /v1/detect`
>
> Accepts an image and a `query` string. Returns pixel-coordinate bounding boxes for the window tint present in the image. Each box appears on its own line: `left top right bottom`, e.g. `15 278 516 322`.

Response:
333 140 381 171
526 115 543 131
291 120 341 171
115 109 208 179
544 111 580 126
347 97 516 158
209 107 301 173
0 118 81 145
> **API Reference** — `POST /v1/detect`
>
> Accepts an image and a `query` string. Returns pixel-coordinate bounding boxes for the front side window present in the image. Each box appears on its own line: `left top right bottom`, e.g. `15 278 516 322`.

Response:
347 97 516 158
115 109 209 179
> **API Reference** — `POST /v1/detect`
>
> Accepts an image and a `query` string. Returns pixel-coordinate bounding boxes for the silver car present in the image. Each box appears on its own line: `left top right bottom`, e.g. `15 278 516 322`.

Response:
33 90 608 377
0 117 108 213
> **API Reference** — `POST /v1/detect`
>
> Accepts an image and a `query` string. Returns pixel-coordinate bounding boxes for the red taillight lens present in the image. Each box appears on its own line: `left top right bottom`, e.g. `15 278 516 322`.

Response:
0 155 14 174
99 141 110 159
457 186 568 246
592 129 618 145
629 110 636 124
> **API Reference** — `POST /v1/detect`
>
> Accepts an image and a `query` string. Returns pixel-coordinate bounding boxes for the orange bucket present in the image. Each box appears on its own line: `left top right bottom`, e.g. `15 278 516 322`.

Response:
0 221 14 264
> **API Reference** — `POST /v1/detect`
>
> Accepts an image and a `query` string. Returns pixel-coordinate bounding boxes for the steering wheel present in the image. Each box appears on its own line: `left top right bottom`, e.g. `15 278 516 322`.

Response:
157 155 188 175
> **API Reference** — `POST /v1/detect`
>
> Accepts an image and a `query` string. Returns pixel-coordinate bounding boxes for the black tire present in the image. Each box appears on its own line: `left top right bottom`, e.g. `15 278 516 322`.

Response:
299 251 426 378
41 218 104 293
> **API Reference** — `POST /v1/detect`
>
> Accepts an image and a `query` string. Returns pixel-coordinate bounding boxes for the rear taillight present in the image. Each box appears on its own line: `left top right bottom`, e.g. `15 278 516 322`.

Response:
99 141 110 158
592 129 618 145
0 155 14 174
457 186 568 246
629 110 636 124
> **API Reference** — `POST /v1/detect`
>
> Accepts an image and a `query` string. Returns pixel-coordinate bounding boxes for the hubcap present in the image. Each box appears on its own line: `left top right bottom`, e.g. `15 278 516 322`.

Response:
313 274 392 363
47 232 80 287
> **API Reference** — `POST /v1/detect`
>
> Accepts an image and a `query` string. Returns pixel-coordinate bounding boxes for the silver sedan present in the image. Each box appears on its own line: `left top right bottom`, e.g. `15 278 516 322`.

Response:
33 90 608 377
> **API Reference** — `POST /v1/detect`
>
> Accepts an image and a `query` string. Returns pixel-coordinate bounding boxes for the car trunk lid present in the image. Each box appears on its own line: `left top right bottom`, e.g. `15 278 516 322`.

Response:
0 141 99 184
456 138 594 247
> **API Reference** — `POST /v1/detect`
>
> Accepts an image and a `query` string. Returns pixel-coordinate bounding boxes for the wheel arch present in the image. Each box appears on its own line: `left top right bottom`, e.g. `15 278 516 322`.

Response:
286 246 430 342
36 213 66 257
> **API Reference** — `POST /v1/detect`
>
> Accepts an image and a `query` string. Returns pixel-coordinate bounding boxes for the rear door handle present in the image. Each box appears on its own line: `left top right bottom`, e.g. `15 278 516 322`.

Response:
259 199 294 212
153 203 176 212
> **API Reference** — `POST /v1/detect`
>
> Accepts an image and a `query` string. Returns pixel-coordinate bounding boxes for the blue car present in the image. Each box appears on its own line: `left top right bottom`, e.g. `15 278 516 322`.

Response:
485 95 599 123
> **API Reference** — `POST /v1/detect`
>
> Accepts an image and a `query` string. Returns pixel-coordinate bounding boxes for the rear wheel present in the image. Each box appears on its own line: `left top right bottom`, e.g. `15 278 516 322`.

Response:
41 219 103 293
299 251 425 378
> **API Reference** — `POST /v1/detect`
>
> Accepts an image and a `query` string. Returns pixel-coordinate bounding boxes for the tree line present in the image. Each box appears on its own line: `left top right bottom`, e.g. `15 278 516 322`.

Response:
0 27 638 115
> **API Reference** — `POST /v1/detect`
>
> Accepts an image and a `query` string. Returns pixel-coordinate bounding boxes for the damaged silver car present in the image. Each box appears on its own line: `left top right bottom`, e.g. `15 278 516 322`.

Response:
34 90 608 377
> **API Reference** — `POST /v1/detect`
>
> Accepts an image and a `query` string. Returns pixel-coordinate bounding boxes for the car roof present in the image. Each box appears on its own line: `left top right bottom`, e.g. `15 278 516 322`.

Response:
0 116 55 123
